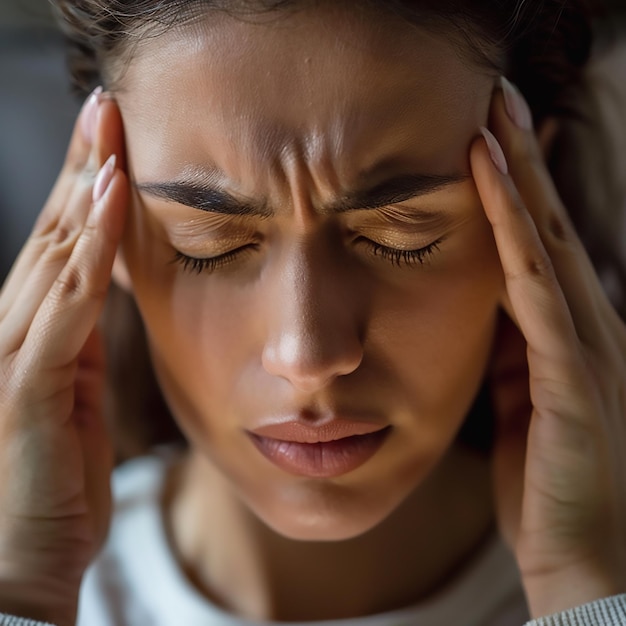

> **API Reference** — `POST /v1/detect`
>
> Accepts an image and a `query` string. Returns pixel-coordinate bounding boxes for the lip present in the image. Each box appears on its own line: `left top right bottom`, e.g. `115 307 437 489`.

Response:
247 420 392 478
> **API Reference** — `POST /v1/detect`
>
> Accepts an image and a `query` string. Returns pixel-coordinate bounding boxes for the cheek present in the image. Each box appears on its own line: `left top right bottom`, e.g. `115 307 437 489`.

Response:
121 198 252 412
369 216 502 430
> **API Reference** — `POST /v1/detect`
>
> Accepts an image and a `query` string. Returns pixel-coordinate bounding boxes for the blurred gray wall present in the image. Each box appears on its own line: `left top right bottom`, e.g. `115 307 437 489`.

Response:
0 0 80 279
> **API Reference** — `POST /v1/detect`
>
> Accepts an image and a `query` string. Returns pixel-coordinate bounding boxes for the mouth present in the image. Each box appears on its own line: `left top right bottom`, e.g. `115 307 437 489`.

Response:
247 421 392 478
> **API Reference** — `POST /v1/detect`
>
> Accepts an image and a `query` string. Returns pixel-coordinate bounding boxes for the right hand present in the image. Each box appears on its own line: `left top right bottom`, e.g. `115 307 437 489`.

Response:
0 90 128 626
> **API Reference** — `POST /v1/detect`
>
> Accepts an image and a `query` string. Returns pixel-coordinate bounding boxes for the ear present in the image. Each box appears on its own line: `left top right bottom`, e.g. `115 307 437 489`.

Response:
112 250 133 294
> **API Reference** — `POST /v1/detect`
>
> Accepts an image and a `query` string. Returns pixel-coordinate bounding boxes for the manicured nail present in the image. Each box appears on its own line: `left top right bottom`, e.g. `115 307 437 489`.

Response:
480 127 508 176
81 86 104 144
500 77 533 131
93 155 117 203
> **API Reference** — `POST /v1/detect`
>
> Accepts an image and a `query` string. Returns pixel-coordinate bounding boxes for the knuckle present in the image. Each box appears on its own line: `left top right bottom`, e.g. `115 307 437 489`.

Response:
547 213 569 243
51 224 74 247
31 207 59 238
544 211 580 250
506 248 554 283
53 262 107 304
36 220 82 260
54 267 83 299
48 216 108 304
54 247 108 302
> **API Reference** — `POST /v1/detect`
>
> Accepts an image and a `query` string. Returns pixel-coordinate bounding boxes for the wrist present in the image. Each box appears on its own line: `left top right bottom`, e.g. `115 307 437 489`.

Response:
0 592 76 626
523 562 624 618
0 571 80 626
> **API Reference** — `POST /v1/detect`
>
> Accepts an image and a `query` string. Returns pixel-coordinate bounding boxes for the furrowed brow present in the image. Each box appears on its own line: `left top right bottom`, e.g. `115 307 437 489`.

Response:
326 173 470 214
134 172 469 217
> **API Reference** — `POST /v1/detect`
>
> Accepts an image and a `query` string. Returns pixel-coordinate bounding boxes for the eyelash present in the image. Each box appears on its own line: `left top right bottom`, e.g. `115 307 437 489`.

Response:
360 238 442 267
172 245 258 274
172 239 442 275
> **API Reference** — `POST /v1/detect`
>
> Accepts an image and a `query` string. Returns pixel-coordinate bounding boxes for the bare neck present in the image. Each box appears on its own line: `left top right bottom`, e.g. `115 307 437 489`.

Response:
163 444 495 622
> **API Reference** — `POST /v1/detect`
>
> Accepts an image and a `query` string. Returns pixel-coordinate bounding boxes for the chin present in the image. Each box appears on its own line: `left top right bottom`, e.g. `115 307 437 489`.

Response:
243 479 413 542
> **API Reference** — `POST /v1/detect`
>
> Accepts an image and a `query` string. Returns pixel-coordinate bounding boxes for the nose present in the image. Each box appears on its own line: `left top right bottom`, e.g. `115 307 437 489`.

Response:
261 238 365 393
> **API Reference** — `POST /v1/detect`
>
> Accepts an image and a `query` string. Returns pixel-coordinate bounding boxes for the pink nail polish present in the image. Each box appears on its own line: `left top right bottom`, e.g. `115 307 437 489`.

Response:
500 77 533 131
93 155 117 203
80 86 104 144
480 127 509 176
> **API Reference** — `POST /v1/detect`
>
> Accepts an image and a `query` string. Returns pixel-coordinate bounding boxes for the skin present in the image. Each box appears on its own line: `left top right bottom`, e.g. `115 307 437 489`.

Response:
112 8 501 618
0 3 624 625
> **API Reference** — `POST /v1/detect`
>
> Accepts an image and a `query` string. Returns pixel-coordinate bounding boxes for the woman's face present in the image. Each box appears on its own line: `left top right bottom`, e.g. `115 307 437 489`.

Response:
117 4 503 540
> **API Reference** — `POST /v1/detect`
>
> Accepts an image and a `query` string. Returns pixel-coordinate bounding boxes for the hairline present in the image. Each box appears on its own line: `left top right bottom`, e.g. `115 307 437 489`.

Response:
102 1 507 93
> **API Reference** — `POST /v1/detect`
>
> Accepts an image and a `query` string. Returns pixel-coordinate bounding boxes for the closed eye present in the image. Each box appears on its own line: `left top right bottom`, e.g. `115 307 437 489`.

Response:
357 237 443 267
171 245 259 274
171 237 444 275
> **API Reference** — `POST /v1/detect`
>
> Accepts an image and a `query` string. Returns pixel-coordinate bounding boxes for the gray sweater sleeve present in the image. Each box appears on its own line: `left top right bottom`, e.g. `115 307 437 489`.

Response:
0 617 55 626
1 595 626 625
524 594 626 626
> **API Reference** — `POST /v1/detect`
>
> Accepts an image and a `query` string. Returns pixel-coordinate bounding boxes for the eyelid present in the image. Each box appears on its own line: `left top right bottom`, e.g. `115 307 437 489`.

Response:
162 212 257 235
141 193 264 229
171 213 243 232
375 204 454 226
342 204 456 232
173 234 261 257
350 215 453 250
354 229 437 251
149 207 262 257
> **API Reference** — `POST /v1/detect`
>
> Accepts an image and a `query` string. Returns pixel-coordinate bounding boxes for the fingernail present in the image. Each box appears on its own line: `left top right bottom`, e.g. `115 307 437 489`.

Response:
93 155 117 203
81 86 104 144
480 127 509 176
500 77 533 131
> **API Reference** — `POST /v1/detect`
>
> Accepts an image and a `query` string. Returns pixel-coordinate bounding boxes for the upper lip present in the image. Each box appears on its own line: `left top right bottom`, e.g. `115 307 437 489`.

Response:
249 419 387 444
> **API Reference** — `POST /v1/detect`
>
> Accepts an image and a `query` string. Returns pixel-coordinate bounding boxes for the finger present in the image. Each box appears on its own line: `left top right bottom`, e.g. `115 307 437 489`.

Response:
470 128 586 384
0 180 94 351
490 83 573 235
489 82 616 345
34 88 105 237
0 95 125 321
17 158 128 398
0 89 101 315
0 99 127 351
40 90 125 227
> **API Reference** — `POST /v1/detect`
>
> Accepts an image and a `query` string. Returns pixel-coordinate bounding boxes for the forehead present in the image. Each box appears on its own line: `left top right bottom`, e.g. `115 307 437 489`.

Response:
117 5 495 186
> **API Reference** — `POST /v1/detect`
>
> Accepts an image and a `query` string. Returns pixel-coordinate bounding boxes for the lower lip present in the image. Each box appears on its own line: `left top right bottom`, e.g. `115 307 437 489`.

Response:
248 427 392 478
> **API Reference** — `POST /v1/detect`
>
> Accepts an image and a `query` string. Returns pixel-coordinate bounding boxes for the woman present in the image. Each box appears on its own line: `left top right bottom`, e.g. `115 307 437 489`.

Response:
0 0 624 624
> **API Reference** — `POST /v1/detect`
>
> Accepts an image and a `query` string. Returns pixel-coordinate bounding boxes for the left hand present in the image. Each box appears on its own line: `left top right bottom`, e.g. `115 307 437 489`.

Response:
470 80 626 618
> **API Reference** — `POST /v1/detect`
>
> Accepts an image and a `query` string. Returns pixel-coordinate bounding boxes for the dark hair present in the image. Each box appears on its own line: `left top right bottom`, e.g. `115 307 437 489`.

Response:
54 0 596 125
50 0 625 461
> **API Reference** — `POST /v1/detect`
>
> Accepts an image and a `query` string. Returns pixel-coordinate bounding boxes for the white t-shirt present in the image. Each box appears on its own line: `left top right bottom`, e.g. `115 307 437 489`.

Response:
77 449 531 626
2 450 625 626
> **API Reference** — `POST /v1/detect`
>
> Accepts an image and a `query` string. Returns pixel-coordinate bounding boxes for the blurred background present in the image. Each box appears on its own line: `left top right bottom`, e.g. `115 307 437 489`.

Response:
0 0 625 284
0 0 80 279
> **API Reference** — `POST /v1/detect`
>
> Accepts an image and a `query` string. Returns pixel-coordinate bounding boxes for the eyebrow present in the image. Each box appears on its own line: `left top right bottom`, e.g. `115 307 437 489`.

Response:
134 172 469 217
